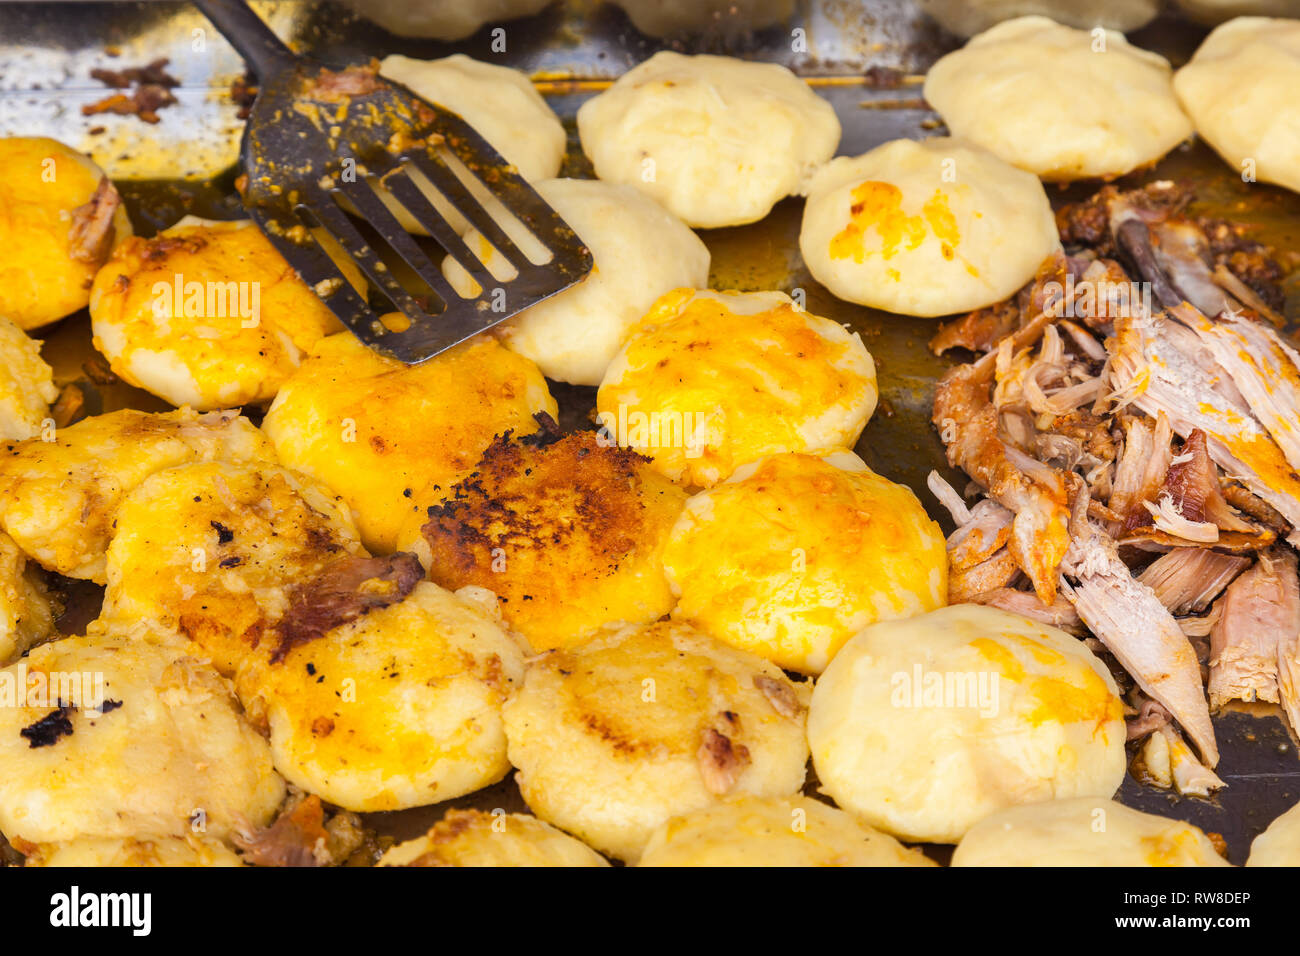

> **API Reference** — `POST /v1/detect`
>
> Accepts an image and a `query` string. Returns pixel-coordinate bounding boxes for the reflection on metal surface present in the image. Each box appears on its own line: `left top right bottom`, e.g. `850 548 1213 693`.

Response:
607 0 795 38
335 0 553 41
916 0 1161 37
0 0 959 180
1174 0 1300 25
0 2 303 178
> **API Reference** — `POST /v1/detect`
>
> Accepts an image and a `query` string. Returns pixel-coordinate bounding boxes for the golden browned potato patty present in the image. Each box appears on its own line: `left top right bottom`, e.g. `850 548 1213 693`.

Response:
0 407 274 583
503 619 811 862
0 136 133 329
0 530 55 665
89 218 351 409
96 460 366 676
379 809 609 867
263 332 557 555
23 835 244 867
234 581 526 812
0 317 59 442
596 288 877 488
662 450 948 674
0 632 284 846
419 428 687 650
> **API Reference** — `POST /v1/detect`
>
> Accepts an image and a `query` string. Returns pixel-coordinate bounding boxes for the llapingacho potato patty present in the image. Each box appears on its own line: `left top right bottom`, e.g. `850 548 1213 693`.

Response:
418 424 687 651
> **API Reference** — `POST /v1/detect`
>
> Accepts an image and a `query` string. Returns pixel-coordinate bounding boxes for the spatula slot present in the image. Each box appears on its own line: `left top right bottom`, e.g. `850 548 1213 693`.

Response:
418 146 557 270
377 169 501 295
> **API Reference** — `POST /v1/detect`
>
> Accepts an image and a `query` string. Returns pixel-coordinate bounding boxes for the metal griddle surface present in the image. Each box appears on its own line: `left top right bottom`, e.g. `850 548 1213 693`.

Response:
3 0 1300 864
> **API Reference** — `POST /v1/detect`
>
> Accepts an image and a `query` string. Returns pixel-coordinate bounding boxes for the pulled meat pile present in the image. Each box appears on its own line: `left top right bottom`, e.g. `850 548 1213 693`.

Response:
929 180 1298 797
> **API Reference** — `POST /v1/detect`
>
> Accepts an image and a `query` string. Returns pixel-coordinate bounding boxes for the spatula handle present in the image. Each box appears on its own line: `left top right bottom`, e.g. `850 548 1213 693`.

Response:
195 0 297 78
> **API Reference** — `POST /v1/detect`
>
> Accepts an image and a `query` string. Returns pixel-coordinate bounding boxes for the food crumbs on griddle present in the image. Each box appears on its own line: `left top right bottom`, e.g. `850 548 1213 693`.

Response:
518 411 564 447
90 58 176 88
862 65 905 88
230 72 258 120
84 57 180 124
50 384 87 429
19 703 75 748
82 354 119 386
82 87 178 125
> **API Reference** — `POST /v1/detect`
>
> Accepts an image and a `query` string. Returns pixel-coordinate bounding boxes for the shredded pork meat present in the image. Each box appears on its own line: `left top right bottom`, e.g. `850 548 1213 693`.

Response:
1060 513 1219 766
973 587 1084 634
930 181 1298 787
67 177 122 266
1209 550 1300 712
1136 548 1249 616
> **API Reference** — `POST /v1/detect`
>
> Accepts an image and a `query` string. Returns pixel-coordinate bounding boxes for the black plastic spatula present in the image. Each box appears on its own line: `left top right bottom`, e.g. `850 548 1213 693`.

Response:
194 0 592 364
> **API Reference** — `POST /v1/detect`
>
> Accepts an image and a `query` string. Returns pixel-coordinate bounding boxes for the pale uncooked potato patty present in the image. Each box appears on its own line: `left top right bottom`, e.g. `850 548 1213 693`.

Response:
577 51 840 228
442 179 710 386
953 798 1231 866
379 54 565 182
638 795 937 867
1174 16 1300 194
800 137 1059 317
808 604 1127 843
925 16 1191 180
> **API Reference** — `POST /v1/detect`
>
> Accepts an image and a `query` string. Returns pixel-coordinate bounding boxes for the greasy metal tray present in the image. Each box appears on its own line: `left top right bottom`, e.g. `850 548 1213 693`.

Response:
3 0 1300 864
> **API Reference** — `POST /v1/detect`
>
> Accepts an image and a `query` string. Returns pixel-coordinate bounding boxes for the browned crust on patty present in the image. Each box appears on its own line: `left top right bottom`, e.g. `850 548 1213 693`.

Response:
419 426 664 604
